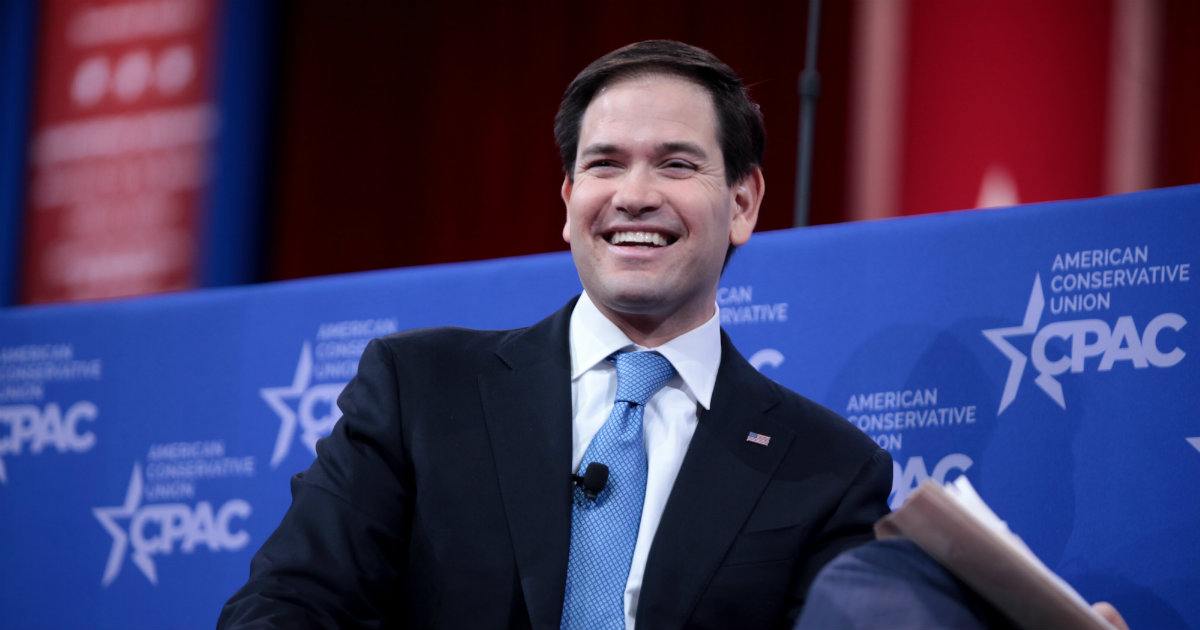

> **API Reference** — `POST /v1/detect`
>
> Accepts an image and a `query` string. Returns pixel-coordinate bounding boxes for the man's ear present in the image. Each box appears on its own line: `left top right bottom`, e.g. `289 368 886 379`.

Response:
561 176 573 243
729 167 764 246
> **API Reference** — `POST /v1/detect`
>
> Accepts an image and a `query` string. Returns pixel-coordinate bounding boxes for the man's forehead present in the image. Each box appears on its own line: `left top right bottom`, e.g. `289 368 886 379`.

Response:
588 71 713 111
578 74 719 148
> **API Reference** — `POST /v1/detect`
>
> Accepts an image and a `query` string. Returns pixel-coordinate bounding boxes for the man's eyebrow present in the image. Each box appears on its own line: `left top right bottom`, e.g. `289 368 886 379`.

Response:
658 141 708 158
578 141 709 160
578 143 622 158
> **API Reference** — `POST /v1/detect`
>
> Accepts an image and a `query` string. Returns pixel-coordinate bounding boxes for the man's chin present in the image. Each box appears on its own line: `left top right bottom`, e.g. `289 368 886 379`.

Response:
587 283 675 316
592 286 714 325
598 292 668 316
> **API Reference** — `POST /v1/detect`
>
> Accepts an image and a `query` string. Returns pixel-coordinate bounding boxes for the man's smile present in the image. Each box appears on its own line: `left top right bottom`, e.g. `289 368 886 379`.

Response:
604 230 677 247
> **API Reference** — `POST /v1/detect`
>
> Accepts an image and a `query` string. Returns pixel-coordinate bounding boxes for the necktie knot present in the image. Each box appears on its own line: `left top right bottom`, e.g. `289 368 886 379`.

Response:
612 351 676 406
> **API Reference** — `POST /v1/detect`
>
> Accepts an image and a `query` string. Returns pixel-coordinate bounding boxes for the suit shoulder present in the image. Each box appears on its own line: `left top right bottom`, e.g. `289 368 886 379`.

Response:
375 325 525 355
347 326 530 380
764 377 881 456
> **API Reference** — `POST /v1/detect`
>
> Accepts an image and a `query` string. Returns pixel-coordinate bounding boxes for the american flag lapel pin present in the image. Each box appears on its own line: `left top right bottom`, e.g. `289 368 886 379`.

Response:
746 431 771 446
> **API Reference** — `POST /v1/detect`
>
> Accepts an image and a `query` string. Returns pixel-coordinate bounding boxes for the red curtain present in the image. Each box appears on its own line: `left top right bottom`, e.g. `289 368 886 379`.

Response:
265 1 855 281
267 1 1200 282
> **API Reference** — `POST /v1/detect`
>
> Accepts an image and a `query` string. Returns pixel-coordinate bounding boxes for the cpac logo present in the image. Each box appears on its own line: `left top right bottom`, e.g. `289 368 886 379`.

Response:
0 401 97 484
93 463 252 586
748 348 785 372
891 453 973 507
261 342 344 467
983 275 1186 413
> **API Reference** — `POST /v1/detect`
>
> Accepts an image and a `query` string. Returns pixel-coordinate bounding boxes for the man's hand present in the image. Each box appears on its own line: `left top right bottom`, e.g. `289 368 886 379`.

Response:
1093 602 1128 630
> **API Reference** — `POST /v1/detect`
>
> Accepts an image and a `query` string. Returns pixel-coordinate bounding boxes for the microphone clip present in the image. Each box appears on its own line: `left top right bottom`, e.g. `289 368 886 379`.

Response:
571 462 609 501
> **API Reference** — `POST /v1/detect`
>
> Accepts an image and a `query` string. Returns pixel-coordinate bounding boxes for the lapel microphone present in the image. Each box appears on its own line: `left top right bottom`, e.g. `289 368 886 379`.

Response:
571 462 609 500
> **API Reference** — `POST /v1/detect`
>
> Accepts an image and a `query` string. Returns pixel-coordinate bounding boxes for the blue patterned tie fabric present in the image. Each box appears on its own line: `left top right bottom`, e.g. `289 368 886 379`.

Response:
560 351 677 630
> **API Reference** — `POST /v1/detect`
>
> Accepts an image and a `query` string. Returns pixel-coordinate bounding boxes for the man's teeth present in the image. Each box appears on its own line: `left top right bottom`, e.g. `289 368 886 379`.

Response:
610 231 668 247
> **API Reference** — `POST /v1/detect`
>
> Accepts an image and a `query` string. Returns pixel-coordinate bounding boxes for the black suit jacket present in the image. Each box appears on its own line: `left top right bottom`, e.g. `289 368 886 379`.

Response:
219 298 892 629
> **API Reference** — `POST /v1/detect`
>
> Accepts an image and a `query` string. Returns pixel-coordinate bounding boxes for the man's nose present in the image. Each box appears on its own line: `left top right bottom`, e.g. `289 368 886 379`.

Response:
612 167 663 216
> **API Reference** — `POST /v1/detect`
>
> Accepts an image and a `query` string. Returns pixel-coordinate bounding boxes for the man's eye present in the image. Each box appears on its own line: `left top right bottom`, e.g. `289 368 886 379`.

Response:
586 160 616 169
663 160 697 173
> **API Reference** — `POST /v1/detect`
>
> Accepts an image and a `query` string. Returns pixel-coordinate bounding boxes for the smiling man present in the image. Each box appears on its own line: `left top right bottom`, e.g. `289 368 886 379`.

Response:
560 72 761 348
219 40 892 630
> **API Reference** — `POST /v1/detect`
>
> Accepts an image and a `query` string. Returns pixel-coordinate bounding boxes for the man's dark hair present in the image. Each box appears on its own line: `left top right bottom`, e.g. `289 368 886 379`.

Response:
554 40 765 186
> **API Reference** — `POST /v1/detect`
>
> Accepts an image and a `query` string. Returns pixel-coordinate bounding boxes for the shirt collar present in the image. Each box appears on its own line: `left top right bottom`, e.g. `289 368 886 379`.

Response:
569 291 722 409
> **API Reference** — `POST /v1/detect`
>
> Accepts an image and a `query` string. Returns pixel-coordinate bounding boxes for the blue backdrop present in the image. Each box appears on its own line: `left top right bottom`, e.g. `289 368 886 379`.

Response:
1 185 1197 628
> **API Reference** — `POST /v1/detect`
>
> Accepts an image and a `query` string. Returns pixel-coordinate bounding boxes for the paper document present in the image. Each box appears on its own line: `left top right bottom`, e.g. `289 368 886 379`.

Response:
875 477 1116 630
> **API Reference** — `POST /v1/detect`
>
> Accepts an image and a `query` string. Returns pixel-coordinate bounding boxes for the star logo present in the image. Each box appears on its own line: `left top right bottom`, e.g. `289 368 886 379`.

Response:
260 343 345 468
93 463 155 585
260 343 314 468
982 274 1056 414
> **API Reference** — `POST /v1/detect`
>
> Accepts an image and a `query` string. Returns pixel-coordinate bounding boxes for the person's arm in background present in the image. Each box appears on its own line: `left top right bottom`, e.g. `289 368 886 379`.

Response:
796 538 1132 630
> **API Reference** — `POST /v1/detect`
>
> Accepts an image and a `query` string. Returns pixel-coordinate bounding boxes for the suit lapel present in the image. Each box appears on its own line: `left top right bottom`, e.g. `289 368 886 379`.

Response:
480 298 576 629
637 332 795 629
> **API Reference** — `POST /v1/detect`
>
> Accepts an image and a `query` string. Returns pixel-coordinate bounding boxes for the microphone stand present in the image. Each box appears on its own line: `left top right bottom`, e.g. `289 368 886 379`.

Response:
793 0 822 228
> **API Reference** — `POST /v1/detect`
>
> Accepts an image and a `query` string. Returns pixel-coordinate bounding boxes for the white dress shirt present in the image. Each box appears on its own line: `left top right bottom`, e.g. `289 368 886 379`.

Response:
568 292 722 630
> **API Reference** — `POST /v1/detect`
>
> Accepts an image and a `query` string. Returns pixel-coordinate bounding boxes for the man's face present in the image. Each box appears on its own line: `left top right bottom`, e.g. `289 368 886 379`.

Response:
562 73 762 342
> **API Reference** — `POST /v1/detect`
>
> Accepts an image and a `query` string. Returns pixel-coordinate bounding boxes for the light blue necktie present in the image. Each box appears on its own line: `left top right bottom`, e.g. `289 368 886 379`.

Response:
560 351 676 630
